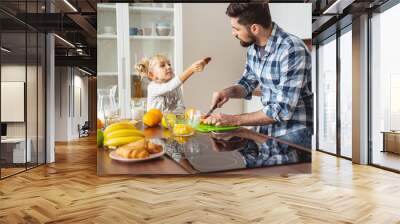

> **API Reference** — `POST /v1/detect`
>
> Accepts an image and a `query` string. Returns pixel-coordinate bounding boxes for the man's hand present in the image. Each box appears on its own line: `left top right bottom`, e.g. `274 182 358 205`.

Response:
204 114 239 126
208 85 248 111
211 91 230 109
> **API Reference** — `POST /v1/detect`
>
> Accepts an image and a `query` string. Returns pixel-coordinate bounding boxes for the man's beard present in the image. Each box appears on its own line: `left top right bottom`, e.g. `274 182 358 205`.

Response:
236 35 256 47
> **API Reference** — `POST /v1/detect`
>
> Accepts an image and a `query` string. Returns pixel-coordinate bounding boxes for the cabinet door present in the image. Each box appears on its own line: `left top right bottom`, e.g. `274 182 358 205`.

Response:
97 3 183 119
97 3 119 120
127 3 182 111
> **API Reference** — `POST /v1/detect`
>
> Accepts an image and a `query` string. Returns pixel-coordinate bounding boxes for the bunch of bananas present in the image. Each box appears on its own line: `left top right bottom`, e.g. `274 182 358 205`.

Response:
103 121 144 148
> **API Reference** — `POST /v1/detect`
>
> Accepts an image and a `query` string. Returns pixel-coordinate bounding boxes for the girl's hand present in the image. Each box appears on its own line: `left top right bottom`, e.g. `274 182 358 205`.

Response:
189 57 211 73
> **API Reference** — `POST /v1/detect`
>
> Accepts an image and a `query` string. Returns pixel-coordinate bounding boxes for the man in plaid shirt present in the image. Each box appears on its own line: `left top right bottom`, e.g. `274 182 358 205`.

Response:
204 2 313 148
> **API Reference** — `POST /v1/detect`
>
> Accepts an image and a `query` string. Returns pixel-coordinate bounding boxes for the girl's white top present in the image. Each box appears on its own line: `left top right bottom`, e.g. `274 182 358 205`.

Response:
146 75 185 112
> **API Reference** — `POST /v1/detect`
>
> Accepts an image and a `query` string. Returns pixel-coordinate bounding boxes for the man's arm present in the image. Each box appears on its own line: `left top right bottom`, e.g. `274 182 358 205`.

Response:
207 43 311 127
208 110 275 126
236 110 275 126
261 45 310 122
221 84 248 98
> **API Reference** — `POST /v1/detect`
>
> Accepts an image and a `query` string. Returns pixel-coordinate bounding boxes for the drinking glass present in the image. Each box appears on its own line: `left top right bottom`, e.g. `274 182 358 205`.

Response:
131 98 145 121
98 88 119 127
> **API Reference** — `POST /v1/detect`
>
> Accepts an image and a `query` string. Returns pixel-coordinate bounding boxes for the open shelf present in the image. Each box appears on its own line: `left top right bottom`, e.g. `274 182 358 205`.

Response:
129 36 174 40
97 4 116 11
129 6 174 14
98 34 117 40
97 72 118 76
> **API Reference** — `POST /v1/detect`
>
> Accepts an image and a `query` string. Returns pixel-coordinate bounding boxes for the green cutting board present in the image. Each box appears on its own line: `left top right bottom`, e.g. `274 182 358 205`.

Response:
195 123 239 133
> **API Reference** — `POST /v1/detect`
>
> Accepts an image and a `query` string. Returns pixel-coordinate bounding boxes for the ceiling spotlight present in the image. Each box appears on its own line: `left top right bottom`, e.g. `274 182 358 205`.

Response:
54 34 75 48
63 0 78 12
322 0 354 15
1 47 11 53
77 67 93 76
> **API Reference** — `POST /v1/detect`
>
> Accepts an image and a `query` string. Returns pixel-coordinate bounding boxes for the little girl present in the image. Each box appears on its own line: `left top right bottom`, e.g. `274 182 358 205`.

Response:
135 55 211 112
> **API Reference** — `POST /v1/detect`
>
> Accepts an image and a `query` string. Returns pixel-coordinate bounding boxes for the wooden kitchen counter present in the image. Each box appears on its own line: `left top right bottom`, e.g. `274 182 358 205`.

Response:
97 125 311 176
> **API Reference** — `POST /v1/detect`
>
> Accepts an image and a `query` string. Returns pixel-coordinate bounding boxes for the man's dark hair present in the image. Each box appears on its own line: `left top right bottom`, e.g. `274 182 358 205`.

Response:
226 2 272 29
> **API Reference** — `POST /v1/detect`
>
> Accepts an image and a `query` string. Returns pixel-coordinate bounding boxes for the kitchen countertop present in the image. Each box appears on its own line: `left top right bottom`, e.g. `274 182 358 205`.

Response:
97 125 311 176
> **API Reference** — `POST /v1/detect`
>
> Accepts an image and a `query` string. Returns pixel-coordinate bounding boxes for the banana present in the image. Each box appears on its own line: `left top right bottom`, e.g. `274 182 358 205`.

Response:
103 122 137 136
104 136 144 147
104 129 144 140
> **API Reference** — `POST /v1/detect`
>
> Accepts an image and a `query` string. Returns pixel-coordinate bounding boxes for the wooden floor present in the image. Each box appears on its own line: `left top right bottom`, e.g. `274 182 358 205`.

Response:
1 167 26 178
1 136 400 224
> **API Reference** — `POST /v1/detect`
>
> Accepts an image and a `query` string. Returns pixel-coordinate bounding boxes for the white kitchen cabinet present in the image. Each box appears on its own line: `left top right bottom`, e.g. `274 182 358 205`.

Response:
97 3 183 118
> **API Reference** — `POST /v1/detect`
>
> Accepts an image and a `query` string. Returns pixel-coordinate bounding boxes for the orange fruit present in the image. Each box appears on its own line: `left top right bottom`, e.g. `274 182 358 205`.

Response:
97 118 104 129
147 108 162 120
143 109 162 127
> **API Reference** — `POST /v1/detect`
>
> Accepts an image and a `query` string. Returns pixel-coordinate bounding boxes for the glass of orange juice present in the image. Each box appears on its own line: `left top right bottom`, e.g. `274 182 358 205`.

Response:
173 113 194 136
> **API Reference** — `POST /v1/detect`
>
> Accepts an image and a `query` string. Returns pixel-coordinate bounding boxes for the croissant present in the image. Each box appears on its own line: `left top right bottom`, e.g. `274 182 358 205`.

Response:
147 142 162 154
122 139 147 151
115 139 162 159
128 148 149 159
116 147 149 159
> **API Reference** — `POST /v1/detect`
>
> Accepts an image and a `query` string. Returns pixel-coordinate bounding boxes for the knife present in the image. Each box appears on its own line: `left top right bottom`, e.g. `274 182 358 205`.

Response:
204 104 217 119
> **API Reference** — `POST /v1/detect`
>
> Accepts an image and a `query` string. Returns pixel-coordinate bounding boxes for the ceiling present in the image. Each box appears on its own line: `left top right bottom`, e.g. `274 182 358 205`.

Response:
309 0 390 41
0 0 97 74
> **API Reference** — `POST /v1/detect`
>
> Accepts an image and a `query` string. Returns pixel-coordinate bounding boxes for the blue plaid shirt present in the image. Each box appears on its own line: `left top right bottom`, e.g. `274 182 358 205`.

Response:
237 22 313 137
240 139 301 168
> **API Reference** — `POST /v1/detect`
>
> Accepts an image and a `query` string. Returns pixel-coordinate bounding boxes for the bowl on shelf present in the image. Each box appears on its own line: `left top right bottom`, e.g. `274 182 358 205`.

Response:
129 27 139 36
156 27 171 36
155 23 171 36
143 27 152 36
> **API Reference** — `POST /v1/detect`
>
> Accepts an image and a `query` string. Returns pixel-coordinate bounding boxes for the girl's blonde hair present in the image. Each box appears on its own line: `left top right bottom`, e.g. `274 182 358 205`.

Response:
135 54 168 78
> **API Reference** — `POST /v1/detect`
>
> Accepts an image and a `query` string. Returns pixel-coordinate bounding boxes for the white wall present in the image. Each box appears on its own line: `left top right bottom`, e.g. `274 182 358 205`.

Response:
1 64 46 163
72 73 89 138
54 67 89 141
182 3 247 114
76 74 89 123
1 65 35 138
269 3 312 39
55 67 69 141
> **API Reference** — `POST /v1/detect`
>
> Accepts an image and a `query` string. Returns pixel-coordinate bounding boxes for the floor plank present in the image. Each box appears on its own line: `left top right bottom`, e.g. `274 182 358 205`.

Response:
0 136 399 223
